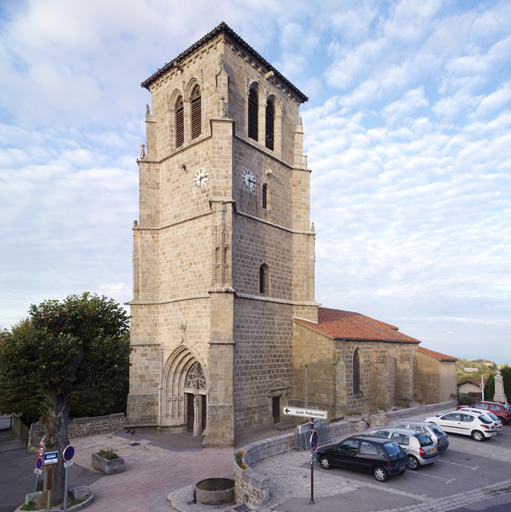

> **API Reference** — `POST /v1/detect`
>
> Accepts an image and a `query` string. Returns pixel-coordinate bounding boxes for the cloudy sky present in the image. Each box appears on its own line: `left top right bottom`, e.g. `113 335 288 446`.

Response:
1 0 509 363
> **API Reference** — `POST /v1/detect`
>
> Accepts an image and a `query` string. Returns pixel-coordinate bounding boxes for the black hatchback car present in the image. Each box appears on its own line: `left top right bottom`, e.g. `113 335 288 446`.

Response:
317 435 409 482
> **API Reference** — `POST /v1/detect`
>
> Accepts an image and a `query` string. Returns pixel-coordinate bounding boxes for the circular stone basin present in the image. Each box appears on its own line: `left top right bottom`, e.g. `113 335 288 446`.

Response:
194 477 235 505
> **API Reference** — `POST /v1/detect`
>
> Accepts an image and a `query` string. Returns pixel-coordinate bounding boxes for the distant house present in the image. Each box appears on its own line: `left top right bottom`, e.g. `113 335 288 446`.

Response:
415 347 457 404
458 378 487 398
464 368 479 373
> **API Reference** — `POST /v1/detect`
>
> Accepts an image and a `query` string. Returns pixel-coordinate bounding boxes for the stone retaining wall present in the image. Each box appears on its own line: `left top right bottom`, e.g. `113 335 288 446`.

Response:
233 401 456 507
234 419 353 507
68 413 126 438
29 413 126 447
384 401 454 424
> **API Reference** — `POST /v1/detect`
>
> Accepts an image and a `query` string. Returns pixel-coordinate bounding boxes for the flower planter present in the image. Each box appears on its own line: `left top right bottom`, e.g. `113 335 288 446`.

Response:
91 452 125 475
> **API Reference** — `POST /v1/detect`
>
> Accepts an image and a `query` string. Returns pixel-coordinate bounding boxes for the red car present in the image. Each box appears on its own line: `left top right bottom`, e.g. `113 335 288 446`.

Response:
459 401 511 425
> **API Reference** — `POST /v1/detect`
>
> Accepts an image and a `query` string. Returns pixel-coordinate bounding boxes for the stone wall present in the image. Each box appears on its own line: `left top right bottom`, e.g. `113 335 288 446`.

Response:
234 419 354 507
415 350 457 404
29 414 126 447
233 401 455 507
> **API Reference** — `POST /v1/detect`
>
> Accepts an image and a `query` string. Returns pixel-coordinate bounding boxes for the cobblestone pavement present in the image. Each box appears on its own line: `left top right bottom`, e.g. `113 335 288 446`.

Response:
70 432 233 512
15 407 510 512
169 407 511 512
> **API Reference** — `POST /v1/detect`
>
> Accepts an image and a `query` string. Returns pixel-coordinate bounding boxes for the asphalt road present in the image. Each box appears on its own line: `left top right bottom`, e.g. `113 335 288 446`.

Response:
0 429 101 512
278 424 511 512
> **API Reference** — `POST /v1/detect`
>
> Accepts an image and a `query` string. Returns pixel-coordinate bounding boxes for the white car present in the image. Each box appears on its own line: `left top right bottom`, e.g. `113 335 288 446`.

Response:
424 411 497 441
457 407 502 432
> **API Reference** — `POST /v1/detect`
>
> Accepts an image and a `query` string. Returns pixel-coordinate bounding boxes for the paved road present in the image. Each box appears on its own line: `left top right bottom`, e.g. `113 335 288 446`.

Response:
2 409 511 512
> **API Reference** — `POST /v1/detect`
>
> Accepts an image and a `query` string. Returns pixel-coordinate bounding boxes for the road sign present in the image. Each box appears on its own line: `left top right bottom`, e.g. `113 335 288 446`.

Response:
64 460 74 469
310 430 318 452
34 468 43 476
38 445 45 457
36 457 43 470
43 450 59 465
283 406 328 420
63 445 75 461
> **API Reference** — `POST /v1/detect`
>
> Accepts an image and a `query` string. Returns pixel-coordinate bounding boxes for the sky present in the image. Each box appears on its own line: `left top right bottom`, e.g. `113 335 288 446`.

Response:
0 0 509 363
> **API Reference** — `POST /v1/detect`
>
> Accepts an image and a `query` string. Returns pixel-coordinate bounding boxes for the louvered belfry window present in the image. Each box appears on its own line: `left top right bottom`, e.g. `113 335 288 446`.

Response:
265 100 274 150
248 88 258 141
191 85 201 139
176 96 184 147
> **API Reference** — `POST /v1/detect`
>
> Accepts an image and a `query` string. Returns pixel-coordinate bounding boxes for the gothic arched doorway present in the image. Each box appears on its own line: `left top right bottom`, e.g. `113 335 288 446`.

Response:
160 347 208 436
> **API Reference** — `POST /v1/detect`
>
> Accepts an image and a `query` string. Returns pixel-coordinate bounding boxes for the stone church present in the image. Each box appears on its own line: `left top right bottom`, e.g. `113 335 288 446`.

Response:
126 23 454 447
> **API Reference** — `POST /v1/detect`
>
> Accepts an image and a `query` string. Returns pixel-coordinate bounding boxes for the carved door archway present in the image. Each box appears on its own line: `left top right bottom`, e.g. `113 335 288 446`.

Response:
160 347 208 435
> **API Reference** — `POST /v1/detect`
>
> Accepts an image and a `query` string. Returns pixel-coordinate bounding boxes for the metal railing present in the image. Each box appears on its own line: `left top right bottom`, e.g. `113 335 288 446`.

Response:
295 421 331 451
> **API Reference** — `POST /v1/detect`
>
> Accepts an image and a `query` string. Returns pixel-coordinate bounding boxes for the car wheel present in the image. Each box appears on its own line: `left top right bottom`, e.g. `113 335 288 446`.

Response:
471 430 484 441
373 466 388 482
319 455 332 470
408 455 420 470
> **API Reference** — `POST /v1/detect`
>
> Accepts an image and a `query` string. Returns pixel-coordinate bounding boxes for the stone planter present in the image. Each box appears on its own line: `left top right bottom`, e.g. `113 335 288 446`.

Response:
91 452 125 475
194 478 235 505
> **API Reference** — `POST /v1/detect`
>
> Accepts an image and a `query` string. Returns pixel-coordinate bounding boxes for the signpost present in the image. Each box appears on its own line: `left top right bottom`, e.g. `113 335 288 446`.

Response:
62 445 75 512
35 441 45 492
283 406 328 505
283 406 328 420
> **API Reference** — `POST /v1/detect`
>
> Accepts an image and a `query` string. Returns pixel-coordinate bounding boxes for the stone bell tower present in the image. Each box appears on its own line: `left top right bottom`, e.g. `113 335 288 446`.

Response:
127 22 317 446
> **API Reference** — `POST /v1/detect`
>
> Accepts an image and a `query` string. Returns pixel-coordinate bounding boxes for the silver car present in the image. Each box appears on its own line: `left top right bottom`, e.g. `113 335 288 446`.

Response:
369 428 439 470
394 421 449 452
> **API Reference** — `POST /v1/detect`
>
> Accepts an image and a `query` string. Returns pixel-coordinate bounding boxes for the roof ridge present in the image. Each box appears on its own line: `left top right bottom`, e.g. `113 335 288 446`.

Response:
141 22 308 103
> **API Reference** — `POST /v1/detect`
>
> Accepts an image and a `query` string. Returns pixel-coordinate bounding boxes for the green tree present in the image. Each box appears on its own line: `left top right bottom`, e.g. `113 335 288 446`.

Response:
0 293 130 505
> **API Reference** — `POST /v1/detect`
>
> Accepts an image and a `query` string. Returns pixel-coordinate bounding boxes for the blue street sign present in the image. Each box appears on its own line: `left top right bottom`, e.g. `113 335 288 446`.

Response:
63 445 75 461
311 430 318 452
43 450 59 465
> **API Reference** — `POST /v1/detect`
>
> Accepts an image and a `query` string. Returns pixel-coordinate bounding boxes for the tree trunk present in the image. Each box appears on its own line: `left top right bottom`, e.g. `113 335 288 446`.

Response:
43 390 71 506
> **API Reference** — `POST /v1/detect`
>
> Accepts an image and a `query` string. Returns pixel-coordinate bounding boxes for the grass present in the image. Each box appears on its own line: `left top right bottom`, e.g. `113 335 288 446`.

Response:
60 495 89 509
20 502 37 511
98 448 119 460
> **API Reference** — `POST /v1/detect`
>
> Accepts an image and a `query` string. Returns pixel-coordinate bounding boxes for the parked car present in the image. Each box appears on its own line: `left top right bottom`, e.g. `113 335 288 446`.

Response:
369 428 439 470
317 435 409 482
457 407 502 431
424 411 497 441
393 421 449 452
470 401 511 425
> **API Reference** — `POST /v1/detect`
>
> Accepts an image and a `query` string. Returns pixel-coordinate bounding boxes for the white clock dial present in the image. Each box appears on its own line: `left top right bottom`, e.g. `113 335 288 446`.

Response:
194 168 208 189
242 169 256 192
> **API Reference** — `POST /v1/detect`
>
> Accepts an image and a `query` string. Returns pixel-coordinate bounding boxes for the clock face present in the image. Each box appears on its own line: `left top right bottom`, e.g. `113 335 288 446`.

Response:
194 168 208 189
242 169 256 192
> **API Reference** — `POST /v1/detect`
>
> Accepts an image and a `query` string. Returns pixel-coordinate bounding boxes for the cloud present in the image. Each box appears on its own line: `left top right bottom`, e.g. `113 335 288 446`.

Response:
0 0 509 363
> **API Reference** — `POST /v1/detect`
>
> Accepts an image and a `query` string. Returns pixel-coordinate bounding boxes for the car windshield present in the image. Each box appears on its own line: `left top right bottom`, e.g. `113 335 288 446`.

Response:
487 412 498 421
431 426 445 437
383 441 402 457
503 405 511 414
416 433 433 447
478 415 492 424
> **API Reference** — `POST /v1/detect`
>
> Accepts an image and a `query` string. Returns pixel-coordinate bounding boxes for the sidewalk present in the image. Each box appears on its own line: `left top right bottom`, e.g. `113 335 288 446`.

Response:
5 406 511 512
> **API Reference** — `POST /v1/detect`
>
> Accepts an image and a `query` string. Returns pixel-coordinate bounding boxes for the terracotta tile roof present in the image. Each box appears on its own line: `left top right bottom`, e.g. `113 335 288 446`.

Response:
294 307 420 343
457 378 487 386
141 22 308 103
417 346 457 362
